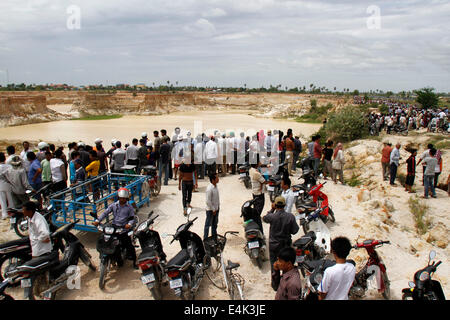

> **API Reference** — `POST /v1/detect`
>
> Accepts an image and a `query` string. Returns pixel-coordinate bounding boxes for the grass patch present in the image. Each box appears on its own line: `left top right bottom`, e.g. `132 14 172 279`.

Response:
408 196 431 235
426 135 450 150
71 114 123 121
346 173 363 187
294 114 323 123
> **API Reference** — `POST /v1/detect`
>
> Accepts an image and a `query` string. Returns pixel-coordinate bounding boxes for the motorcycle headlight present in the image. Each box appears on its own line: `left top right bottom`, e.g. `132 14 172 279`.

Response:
104 227 114 235
137 222 148 232
419 271 430 282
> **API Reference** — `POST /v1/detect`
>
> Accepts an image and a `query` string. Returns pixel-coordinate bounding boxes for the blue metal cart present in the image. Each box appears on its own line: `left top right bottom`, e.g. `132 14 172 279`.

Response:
50 172 150 232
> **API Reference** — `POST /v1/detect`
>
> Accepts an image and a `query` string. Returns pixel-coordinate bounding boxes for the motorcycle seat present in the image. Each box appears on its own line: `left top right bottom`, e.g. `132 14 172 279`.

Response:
299 202 316 210
138 247 159 263
226 260 240 270
293 231 316 248
0 237 30 250
303 259 336 271
245 221 261 232
16 251 59 271
142 165 157 170
166 249 190 269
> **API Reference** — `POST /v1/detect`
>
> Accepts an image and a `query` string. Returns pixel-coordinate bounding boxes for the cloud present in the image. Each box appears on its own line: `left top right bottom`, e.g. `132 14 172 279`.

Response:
183 18 216 36
202 8 227 17
65 46 92 55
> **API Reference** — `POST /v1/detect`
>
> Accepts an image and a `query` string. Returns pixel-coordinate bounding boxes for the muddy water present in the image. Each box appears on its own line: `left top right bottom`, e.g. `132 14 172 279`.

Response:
0 111 321 145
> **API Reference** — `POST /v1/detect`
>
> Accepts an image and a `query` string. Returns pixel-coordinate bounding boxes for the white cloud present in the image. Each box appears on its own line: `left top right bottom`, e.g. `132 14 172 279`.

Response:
183 18 216 36
65 46 92 55
202 8 227 18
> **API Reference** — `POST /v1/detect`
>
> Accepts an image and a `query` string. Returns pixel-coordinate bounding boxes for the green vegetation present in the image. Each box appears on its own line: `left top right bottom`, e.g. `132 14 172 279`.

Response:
408 196 431 235
70 114 123 121
313 105 369 143
414 87 439 109
295 101 333 124
346 173 363 187
426 135 450 150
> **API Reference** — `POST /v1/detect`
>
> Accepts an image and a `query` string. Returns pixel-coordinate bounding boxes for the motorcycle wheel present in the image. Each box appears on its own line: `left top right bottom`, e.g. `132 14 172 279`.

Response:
328 208 336 223
150 281 163 300
269 191 275 203
256 256 264 269
80 247 97 272
381 272 391 300
31 273 54 300
0 256 26 282
99 258 110 290
14 216 29 238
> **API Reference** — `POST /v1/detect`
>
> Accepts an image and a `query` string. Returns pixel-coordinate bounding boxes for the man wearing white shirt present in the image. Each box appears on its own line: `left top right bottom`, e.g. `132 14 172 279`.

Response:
217 133 226 177
20 141 31 173
23 201 53 258
280 178 296 214
194 135 204 180
204 136 218 177
204 173 220 240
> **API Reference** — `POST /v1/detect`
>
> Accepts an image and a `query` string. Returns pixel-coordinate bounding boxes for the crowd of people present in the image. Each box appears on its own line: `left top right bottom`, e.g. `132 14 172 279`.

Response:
382 141 449 198
354 97 449 135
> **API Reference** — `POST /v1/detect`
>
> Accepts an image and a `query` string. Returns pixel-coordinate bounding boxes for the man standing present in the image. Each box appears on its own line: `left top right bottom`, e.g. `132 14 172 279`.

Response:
217 133 227 177
204 173 220 240
249 162 266 233
381 142 393 181
159 138 171 186
292 136 302 173
22 201 52 258
126 138 139 167
194 135 205 180
389 143 401 186
41 151 53 187
313 135 322 178
50 149 67 192
417 144 433 186
405 149 417 193
423 148 438 199
263 196 299 291
285 133 295 176
280 177 296 214
26 152 42 192
20 141 31 173
204 136 218 177
179 157 196 216
137 138 149 171
274 247 302 300
153 131 161 167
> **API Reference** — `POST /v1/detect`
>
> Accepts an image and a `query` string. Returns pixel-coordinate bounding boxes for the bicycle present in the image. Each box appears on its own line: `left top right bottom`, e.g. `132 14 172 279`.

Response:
204 231 246 300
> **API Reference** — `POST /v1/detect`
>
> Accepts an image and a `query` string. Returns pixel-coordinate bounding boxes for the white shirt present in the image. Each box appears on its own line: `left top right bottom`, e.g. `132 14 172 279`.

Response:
126 144 139 160
318 262 356 300
250 167 266 195
204 140 218 160
194 142 204 164
20 150 31 172
50 158 65 183
29 211 53 257
206 183 220 211
281 188 296 214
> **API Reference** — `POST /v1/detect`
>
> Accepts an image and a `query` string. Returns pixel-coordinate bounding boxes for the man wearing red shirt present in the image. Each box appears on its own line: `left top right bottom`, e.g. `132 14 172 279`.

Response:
381 142 393 181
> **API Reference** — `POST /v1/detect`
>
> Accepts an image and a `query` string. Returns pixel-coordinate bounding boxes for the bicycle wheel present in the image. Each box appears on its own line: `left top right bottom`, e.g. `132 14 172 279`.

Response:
205 256 226 289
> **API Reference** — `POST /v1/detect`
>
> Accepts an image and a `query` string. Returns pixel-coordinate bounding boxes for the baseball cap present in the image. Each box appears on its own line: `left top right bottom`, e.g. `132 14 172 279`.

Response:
274 196 286 206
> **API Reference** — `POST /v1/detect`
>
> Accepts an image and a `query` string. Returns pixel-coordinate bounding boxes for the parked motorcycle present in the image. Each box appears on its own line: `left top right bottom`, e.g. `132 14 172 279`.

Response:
140 165 161 197
293 230 327 270
300 181 335 225
238 163 251 189
267 156 290 202
297 206 331 257
91 212 137 290
349 239 391 300
298 258 338 300
164 207 209 300
135 210 167 300
6 219 96 300
240 200 266 268
8 185 54 238
0 207 67 283
402 250 445 300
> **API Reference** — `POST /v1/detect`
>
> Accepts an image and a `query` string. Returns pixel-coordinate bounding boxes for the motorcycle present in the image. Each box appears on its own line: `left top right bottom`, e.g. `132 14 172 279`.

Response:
293 230 328 271
297 206 331 257
238 162 251 189
6 219 96 300
267 156 290 202
298 257 339 300
163 207 209 300
240 199 266 268
402 250 445 300
8 185 54 238
293 169 317 205
135 210 167 300
0 206 67 283
298 181 335 225
91 212 137 290
0 276 18 301
140 165 161 197
349 239 391 300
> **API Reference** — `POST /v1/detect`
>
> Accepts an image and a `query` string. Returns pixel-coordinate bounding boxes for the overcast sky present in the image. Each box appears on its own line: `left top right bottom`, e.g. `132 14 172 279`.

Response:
0 0 449 92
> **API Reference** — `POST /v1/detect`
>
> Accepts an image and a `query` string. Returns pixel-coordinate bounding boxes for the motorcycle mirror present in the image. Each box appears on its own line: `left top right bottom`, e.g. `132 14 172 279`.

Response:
26 190 32 195
186 207 192 216
408 281 416 288
148 210 154 219
429 250 436 262
319 173 324 179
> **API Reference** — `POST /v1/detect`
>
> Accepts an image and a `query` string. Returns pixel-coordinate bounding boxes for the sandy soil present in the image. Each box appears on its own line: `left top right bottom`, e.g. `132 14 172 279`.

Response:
1 162 448 300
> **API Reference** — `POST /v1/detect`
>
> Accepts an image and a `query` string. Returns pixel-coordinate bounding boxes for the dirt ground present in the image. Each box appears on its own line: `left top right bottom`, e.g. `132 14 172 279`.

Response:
1 161 448 300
